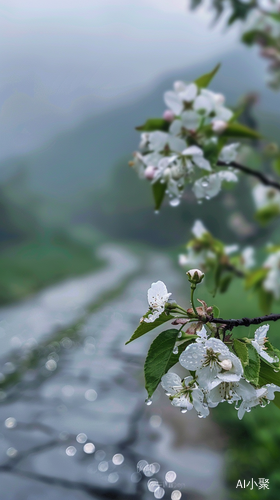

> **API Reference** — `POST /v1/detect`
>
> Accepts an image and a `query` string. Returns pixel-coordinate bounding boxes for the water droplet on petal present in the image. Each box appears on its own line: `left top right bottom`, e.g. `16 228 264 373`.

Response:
170 198 180 207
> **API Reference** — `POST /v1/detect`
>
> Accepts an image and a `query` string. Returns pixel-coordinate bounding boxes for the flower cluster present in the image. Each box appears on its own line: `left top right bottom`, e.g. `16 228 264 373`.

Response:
130 73 240 207
162 322 280 420
178 220 255 293
127 277 280 420
243 7 280 88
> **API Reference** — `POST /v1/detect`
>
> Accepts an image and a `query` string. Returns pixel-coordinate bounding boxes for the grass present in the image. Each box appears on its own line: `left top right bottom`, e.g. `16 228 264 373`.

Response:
0 233 104 305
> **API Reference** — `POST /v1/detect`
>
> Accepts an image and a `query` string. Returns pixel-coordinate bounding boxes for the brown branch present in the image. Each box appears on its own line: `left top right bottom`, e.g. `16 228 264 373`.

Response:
217 160 280 191
208 313 280 331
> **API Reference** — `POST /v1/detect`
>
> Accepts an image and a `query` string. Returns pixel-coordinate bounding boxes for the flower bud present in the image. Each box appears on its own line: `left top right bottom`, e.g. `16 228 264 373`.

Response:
186 268 205 284
163 109 175 122
144 165 157 180
219 359 232 371
211 120 228 133
213 93 225 106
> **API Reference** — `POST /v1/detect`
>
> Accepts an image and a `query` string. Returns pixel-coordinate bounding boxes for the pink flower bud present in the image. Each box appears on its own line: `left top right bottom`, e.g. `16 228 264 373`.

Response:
212 120 228 133
163 109 175 122
144 165 156 180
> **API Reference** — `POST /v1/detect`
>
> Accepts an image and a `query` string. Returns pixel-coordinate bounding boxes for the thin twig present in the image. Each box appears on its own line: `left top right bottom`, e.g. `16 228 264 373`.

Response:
208 313 280 331
217 160 280 191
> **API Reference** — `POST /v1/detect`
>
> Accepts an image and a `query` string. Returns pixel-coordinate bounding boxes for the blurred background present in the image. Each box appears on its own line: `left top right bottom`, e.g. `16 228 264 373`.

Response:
0 1 280 499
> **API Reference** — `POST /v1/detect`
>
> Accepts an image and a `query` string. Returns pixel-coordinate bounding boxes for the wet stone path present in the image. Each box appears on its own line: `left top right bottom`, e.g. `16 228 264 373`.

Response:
0 245 226 500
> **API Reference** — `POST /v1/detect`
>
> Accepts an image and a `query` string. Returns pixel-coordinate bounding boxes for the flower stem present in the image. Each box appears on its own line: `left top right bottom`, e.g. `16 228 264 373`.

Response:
190 285 198 317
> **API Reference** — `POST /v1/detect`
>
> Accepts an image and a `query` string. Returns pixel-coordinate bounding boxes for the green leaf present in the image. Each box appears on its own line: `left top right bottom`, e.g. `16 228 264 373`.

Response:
242 29 276 47
258 287 274 315
212 305 220 318
165 337 197 372
219 274 233 294
255 204 280 225
144 329 179 398
152 180 166 210
245 268 268 290
273 392 280 410
233 339 249 368
125 312 171 345
243 344 260 386
135 118 170 132
259 361 280 386
272 156 280 176
222 122 261 139
194 64 220 89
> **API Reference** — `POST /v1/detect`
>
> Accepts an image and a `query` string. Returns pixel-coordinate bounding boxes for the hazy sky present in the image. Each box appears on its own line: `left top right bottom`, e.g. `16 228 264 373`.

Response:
0 0 238 158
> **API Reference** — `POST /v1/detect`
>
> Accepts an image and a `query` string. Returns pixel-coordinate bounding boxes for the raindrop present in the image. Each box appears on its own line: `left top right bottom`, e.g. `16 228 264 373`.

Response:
112 453 124 465
205 195 210 200
171 491 182 500
84 443 95 454
45 359 57 372
149 415 162 428
108 472 119 483
172 346 178 355
177 332 182 339
5 417 17 429
85 389 97 401
165 471 177 483
150 463 160 474
145 398 153 406
143 464 154 477
198 200 202 205
66 446 77 457
170 198 180 207
154 210 159 215
137 459 148 472
98 461 109 472
131 472 142 483
148 479 159 492
6 447 18 458
76 433 87 444
201 181 209 188
180 408 187 414
61 337 73 349
154 486 165 499
95 450 106 461
274 369 279 372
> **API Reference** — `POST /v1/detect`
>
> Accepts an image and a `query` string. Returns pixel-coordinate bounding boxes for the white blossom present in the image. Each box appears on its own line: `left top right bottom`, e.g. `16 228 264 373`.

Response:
208 378 256 405
219 143 240 163
182 146 211 172
161 372 209 417
179 338 243 389
192 220 208 239
251 324 279 363
224 244 239 255
241 247 255 269
263 250 280 299
193 170 238 200
144 281 171 323
237 384 280 420
195 326 209 343
252 184 280 211
164 82 198 115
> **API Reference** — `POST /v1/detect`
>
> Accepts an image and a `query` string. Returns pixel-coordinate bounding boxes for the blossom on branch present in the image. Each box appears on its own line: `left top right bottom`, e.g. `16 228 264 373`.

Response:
144 281 171 323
